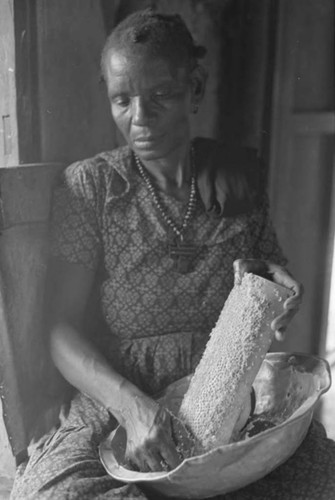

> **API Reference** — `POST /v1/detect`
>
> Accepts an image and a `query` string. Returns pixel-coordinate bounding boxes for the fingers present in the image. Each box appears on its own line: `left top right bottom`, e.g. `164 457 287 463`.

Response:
269 264 303 298
152 409 182 470
159 442 181 470
233 259 303 340
274 328 286 342
233 259 303 300
272 301 298 329
130 445 164 472
129 437 181 472
284 283 304 309
272 297 302 342
269 265 303 339
233 259 268 285
126 407 182 473
271 307 297 341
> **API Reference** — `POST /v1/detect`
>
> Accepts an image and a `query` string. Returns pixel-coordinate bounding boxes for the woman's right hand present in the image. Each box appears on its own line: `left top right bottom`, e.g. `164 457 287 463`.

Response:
124 394 182 472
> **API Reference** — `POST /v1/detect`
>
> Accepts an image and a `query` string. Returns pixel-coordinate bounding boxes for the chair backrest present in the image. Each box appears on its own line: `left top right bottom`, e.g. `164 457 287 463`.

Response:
0 163 66 461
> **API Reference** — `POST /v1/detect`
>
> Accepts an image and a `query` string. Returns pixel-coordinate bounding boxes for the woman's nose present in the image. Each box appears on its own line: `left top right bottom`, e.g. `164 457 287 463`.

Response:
131 96 154 125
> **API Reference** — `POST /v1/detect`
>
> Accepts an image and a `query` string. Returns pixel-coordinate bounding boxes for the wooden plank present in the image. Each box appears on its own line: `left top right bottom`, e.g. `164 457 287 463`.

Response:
13 0 41 163
292 112 335 135
268 0 335 356
292 0 334 111
269 0 296 210
0 0 19 167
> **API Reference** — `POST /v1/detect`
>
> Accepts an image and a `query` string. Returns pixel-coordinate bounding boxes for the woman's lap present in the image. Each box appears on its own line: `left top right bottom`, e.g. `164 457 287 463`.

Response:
10 392 335 500
10 393 150 499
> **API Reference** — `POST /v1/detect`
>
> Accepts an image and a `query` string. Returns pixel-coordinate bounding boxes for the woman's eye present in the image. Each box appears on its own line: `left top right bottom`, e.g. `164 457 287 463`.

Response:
112 96 130 107
153 90 171 100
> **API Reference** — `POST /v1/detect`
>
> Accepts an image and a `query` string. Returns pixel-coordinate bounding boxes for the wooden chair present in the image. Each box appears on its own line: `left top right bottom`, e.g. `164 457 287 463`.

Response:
0 163 66 465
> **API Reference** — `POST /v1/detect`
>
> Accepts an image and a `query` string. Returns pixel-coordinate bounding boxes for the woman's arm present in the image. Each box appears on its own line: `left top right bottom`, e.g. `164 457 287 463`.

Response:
47 258 129 418
47 258 181 471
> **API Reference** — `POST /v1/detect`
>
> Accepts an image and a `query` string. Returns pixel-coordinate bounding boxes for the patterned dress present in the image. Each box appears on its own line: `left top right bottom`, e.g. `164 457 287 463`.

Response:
11 141 335 499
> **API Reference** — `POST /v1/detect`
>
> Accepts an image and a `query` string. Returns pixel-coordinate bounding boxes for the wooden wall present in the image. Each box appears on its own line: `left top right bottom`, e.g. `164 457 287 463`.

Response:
0 0 18 167
269 0 335 355
35 0 117 164
12 0 117 166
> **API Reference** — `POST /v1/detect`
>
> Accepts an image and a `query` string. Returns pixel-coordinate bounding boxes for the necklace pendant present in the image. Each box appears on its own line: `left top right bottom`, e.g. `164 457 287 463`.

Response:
168 237 199 274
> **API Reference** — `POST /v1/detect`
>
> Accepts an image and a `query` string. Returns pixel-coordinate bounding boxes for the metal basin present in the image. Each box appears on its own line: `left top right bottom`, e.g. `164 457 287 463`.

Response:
99 352 331 499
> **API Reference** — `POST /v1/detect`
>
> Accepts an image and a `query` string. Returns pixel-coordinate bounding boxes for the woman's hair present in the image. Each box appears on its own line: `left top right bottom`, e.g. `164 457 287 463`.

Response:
101 9 207 80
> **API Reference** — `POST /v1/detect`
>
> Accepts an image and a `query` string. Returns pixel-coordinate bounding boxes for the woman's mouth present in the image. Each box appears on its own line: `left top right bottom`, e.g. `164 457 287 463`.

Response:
133 135 163 149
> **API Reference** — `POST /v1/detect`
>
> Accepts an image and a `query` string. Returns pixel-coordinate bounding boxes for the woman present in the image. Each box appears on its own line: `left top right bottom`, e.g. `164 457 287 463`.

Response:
11 9 334 500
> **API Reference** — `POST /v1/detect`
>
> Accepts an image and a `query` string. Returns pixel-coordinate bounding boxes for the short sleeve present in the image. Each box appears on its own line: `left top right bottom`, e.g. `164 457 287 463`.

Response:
249 193 288 267
50 162 101 271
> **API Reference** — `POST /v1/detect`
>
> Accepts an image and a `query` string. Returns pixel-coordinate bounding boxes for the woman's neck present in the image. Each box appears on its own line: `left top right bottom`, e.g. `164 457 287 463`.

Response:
139 144 192 194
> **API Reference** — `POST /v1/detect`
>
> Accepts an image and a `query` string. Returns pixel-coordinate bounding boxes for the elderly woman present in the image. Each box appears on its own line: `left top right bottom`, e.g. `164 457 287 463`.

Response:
11 9 334 500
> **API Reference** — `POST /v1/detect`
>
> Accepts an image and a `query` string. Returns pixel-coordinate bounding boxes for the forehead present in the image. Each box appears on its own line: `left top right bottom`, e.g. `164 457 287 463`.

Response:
104 47 188 89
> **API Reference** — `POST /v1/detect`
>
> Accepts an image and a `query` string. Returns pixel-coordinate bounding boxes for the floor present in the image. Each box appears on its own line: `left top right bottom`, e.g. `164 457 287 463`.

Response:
0 363 334 500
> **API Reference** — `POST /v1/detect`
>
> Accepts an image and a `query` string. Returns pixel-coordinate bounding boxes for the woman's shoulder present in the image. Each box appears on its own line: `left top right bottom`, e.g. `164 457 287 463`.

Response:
62 145 132 180
59 145 133 199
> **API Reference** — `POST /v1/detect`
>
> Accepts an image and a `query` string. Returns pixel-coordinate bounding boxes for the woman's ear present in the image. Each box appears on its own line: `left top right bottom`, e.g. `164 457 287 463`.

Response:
190 64 208 111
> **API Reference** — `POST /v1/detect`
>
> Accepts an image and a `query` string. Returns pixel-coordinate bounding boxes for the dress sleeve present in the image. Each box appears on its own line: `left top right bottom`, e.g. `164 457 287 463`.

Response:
50 161 102 271
248 192 288 267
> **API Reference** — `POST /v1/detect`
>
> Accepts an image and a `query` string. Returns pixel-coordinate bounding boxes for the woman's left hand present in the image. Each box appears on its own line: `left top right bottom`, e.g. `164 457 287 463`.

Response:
233 259 303 341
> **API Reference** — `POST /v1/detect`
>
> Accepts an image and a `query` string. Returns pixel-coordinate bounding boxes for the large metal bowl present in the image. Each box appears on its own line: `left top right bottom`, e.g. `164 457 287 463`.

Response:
99 352 331 499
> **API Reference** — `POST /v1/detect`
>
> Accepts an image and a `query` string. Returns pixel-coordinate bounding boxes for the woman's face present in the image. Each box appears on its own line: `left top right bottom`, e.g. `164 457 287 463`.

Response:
104 47 196 162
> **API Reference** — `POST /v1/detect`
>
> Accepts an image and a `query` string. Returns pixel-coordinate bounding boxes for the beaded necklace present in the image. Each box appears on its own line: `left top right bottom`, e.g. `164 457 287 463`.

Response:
134 148 197 241
134 147 201 273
